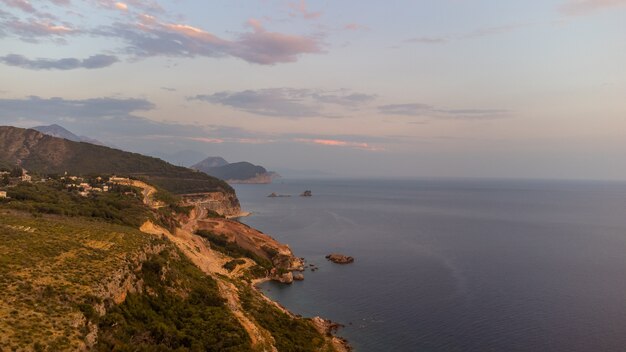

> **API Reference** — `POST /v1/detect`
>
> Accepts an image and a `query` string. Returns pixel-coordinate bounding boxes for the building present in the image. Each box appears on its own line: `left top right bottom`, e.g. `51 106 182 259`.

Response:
0 191 7 198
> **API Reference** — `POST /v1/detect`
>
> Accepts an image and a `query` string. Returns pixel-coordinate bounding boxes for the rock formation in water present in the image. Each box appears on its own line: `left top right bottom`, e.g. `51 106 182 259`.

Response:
326 254 354 264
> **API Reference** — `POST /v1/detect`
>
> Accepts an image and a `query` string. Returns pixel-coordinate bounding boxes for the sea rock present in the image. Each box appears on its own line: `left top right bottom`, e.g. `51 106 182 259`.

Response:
293 273 304 281
270 268 293 284
325 254 354 264
268 192 291 198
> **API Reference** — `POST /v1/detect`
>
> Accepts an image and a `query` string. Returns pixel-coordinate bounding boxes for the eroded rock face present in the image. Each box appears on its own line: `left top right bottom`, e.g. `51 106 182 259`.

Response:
181 191 242 217
270 269 294 284
325 254 354 264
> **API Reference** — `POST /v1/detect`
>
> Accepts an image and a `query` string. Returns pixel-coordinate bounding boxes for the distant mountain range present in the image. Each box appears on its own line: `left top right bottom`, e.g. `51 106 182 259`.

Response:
150 150 211 167
192 157 279 184
0 125 233 194
32 124 111 147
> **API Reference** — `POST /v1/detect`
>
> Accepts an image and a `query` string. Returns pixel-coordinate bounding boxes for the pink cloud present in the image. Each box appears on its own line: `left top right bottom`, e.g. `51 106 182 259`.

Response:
232 23 322 64
94 0 163 13
114 15 323 65
560 0 626 15
1 0 36 13
114 2 127 11
294 138 382 151
289 0 322 20
6 19 75 37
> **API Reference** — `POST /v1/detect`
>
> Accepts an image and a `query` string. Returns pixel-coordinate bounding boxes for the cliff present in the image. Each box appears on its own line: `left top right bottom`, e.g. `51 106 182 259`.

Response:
180 191 243 217
0 177 345 351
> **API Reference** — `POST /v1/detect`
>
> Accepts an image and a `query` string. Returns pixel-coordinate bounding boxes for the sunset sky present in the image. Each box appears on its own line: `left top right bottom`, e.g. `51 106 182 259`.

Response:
1 0 625 179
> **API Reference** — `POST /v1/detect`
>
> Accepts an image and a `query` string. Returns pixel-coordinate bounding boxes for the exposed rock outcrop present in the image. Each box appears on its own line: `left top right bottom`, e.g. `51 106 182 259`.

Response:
181 191 242 217
270 269 294 284
326 254 354 264
311 317 352 352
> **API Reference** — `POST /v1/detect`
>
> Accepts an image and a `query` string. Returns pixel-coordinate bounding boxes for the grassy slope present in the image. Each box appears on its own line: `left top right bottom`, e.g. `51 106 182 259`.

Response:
0 180 336 352
0 212 156 351
0 126 233 195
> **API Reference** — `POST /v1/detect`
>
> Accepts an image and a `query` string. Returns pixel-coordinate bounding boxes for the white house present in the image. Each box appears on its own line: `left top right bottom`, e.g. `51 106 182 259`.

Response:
0 191 7 198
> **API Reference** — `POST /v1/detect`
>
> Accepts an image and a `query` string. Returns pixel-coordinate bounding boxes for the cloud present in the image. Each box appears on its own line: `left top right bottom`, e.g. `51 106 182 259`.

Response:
230 19 323 64
560 0 626 15
0 96 154 120
98 15 323 65
0 54 119 70
343 23 369 31
294 138 382 151
93 0 163 13
190 88 375 118
1 18 76 40
192 88 319 118
378 103 510 120
311 91 376 106
1 0 36 13
1 3 322 65
405 36 448 44
288 0 322 19
114 2 128 11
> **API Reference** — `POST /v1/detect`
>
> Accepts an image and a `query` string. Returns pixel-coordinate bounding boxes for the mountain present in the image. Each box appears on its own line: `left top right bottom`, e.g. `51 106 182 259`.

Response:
192 157 278 184
150 150 211 167
32 124 110 147
192 156 229 169
0 125 233 194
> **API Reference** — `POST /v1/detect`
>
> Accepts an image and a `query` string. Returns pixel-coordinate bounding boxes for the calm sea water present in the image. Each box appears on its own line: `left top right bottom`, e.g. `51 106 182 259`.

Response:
233 179 626 352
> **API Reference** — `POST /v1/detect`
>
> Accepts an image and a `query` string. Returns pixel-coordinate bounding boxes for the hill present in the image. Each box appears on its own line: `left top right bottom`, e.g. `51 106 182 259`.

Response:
150 150 211 167
192 156 229 169
32 124 109 147
0 126 233 194
192 157 278 184
0 175 345 351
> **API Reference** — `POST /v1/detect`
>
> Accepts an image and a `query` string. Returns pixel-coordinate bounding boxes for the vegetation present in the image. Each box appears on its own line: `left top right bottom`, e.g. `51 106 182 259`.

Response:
193 161 268 181
95 249 251 352
195 230 273 269
0 126 234 195
239 286 331 352
3 181 150 227
223 259 246 272
0 212 157 350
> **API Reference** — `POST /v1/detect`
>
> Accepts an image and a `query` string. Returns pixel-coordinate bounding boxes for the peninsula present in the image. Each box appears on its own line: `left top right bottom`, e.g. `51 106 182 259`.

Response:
0 126 349 351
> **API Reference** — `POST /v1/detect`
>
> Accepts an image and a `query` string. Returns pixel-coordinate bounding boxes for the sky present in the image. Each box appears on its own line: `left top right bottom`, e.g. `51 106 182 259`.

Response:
1 0 625 180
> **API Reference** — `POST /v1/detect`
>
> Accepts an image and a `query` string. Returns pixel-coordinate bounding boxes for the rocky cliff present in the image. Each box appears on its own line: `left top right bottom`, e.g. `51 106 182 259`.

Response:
180 191 243 217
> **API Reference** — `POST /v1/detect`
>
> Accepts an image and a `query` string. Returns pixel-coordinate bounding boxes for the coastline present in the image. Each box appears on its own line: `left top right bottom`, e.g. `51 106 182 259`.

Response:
226 211 252 219
251 277 352 352
132 180 348 350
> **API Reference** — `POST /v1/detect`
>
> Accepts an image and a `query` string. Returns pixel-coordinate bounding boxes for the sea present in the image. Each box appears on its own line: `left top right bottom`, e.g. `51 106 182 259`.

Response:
233 178 626 352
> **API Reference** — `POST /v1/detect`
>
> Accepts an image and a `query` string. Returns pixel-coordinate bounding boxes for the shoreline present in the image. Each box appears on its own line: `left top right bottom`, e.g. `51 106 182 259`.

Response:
251 267 352 352
226 211 252 219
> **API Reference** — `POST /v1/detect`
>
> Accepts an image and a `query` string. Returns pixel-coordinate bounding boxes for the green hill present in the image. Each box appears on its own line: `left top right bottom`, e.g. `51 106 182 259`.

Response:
0 126 233 194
